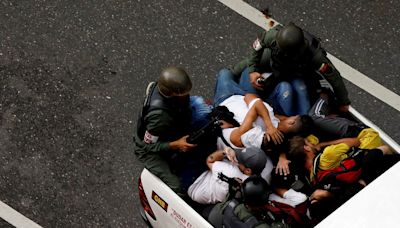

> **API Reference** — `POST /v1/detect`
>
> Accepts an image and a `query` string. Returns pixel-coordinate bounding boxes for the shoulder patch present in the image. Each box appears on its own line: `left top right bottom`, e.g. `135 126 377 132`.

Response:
144 130 159 144
252 38 262 51
319 63 331 74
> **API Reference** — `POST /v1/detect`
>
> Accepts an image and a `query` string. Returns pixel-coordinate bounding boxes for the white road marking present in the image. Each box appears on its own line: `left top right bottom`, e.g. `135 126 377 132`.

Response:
0 201 42 228
350 107 400 152
218 0 278 30
328 54 400 112
217 0 400 113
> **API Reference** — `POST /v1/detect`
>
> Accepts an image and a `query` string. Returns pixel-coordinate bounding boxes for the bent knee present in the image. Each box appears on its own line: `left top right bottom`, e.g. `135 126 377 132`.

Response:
291 79 307 91
217 68 234 80
295 82 307 92
276 82 293 99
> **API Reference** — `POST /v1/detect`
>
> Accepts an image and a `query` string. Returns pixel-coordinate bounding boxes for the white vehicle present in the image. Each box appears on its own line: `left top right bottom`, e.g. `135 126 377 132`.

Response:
137 105 400 228
138 168 213 228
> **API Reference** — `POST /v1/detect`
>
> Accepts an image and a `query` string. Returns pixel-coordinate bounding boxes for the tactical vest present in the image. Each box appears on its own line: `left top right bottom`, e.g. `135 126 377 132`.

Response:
223 199 262 228
136 82 191 141
209 199 291 228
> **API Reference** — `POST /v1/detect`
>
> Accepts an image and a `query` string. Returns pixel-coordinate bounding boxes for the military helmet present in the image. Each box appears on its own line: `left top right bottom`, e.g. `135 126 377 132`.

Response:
276 23 307 55
158 67 192 97
241 175 272 207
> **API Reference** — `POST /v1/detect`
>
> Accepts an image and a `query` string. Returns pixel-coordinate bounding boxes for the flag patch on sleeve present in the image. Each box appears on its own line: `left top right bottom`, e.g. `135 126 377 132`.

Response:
319 63 331 74
252 38 262 51
144 130 159 144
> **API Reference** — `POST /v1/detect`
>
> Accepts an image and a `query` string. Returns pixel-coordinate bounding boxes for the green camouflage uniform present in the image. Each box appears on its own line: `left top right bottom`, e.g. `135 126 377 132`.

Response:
133 86 191 194
210 199 289 228
231 26 350 106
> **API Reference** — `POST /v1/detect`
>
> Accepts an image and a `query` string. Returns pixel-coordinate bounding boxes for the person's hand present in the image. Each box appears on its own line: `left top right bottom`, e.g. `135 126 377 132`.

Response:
266 127 284 145
275 156 291 176
224 147 238 165
233 177 243 191
249 72 263 90
309 189 333 204
338 105 349 113
314 143 322 152
170 135 196 152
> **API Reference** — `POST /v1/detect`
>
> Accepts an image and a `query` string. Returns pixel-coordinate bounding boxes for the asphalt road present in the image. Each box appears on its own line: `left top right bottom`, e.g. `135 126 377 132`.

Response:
0 0 399 227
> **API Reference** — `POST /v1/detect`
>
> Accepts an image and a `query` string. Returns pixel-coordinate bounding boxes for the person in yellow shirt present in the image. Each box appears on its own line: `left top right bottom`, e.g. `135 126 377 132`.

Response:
287 136 396 198
312 137 360 170
287 135 399 223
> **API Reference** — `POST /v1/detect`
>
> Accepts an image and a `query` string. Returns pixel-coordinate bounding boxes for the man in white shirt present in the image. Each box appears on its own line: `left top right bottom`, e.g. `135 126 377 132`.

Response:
188 147 267 204
212 71 312 176
217 95 309 150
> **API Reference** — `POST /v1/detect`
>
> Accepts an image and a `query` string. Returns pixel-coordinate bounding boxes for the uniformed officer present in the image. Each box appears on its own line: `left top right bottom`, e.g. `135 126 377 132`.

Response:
208 176 290 228
228 23 350 115
134 66 196 194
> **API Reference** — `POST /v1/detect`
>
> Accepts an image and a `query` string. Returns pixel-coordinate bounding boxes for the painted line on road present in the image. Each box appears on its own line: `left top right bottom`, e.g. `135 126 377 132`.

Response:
327 53 400 112
217 0 400 113
0 200 42 228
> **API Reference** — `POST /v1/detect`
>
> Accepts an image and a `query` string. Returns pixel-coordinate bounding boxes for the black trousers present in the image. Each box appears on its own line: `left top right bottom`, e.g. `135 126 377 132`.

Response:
359 149 400 184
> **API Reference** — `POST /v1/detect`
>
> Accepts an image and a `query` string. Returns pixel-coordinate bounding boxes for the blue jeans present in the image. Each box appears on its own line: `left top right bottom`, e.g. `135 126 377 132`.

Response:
190 95 212 130
213 68 246 106
235 68 310 116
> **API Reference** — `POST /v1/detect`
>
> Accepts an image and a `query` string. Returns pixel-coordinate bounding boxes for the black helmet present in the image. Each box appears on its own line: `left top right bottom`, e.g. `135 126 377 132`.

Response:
241 176 272 207
158 67 192 97
276 23 307 56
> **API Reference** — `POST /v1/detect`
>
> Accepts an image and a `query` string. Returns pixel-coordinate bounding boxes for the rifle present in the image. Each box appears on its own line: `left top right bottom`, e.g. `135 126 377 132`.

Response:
186 117 222 144
217 172 242 200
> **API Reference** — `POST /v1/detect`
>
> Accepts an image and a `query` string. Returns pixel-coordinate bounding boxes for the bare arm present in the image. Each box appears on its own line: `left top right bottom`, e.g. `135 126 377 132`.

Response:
274 187 289 197
244 94 284 144
230 104 259 147
206 150 226 170
244 94 274 128
276 152 291 176
317 138 360 150
309 189 334 204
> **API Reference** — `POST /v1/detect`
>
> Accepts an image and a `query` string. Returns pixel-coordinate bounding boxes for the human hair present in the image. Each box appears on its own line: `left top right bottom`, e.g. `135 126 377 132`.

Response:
286 115 313 137
209 106 240 127
287 136 307 165
298 115 314 137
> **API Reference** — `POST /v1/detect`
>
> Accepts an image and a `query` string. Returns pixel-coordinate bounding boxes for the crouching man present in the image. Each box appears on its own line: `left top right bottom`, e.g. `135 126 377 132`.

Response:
208 176 297 228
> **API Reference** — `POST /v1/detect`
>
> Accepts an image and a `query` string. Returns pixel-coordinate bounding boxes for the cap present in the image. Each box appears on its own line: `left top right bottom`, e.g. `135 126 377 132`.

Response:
235 147 267 175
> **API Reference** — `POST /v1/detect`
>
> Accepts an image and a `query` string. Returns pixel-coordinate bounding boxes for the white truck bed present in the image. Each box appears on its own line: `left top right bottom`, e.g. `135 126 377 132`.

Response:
138 107 400 228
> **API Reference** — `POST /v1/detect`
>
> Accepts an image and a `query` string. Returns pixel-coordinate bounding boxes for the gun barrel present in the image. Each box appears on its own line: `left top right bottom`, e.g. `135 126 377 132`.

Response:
186 119 221 144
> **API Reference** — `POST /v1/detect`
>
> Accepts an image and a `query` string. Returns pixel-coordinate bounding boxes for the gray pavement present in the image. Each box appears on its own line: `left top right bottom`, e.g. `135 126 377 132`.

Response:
0 0 399 227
